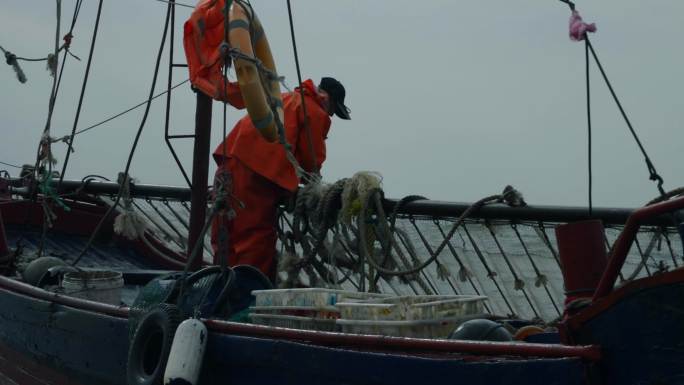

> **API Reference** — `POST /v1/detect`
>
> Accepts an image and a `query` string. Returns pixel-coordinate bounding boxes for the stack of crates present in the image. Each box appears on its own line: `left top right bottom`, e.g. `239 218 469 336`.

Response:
248 288 387 332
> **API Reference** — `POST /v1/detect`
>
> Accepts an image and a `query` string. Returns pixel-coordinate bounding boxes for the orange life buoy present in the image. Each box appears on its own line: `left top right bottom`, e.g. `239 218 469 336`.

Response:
183 0 283 142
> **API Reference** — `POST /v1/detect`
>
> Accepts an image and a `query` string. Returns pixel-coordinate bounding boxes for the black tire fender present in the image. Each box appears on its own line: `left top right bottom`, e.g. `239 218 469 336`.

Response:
127 303 180 385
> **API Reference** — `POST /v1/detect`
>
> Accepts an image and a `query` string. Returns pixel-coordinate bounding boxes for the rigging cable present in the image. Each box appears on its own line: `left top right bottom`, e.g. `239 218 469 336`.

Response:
55 79 189 139
559 0 666 198
58 0 104 187
72 4 173 266
155 0 194 9
585 38 666 197
585 39 592 216
32 0 62 259
0 161 21 169
27 0 83 188
286 0 318 175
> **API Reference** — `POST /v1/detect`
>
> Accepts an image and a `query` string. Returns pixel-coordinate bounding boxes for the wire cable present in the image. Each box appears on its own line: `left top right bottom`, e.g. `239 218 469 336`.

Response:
54 79 189 139
585 39 593 216
286 0 318 174
0 161 21 169
72 5 173 266
58 0 104 187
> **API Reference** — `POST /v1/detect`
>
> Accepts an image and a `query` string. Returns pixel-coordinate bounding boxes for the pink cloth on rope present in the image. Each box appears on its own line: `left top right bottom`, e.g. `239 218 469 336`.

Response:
569 10 597 41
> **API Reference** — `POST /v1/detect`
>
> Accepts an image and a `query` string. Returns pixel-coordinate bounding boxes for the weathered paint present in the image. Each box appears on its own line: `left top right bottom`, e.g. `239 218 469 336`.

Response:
0 288 129 385
566 278 684 385
0 283 591 385
200 333 589 385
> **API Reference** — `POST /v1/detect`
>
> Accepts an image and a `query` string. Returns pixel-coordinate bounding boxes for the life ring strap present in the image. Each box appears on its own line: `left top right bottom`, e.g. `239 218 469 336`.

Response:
228 19 249 32
251 111 274 131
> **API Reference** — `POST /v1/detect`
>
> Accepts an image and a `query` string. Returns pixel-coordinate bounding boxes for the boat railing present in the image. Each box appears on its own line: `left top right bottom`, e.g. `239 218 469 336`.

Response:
5 177 683 321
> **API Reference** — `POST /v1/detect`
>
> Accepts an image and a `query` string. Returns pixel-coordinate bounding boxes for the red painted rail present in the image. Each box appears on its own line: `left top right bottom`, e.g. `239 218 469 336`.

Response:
593 195 684 300
206 319 602 361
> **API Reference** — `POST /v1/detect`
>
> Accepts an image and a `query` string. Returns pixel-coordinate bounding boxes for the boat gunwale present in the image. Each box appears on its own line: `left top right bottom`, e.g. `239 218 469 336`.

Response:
0 274 601 361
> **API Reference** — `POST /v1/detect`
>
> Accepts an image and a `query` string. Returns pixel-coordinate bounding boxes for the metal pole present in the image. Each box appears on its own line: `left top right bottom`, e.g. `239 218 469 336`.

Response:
0 211 8 258
187 91 212 270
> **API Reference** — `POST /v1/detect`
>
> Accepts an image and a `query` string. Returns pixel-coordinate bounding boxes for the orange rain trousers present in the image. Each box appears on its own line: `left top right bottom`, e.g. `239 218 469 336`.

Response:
210 157 287 281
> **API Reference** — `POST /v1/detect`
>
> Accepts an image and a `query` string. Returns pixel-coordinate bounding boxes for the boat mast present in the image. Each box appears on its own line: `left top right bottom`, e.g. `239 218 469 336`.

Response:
163 0 211 271
187 91 212 271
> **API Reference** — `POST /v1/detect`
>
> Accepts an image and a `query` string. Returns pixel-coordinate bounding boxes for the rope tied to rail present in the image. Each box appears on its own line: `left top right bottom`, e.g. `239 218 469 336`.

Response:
113 173 147 240
284 171 530 292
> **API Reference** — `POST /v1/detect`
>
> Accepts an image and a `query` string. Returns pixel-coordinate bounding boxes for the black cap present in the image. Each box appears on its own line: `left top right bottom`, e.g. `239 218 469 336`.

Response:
319 77 351 120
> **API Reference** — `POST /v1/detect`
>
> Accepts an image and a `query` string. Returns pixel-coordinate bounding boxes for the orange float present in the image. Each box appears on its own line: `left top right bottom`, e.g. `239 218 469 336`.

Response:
513 325 546 341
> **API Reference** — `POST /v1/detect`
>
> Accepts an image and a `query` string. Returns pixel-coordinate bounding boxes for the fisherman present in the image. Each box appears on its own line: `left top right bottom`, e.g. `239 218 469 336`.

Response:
211 77 351 281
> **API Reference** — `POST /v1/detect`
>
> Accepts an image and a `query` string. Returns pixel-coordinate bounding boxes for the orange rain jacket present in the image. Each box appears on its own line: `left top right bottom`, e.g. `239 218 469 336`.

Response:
211 79 331 279
213 79 330 191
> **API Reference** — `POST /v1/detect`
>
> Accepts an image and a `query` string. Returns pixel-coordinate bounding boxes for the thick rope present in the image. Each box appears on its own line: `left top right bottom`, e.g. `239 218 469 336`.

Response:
112 174 147 240
358 186 525 277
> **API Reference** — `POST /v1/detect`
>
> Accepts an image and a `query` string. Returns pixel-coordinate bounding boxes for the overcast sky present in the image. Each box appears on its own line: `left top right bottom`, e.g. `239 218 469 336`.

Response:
1 0 682 208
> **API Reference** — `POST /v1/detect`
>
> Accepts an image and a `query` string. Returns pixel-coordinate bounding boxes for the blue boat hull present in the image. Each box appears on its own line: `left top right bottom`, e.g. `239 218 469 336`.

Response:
0 281 590 385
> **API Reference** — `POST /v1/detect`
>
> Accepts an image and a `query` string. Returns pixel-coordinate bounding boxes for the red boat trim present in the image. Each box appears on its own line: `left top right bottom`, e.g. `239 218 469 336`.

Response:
593 195 684 300
1 199 108 236
204 319 602 361
133 232 187 270
0 275 129 318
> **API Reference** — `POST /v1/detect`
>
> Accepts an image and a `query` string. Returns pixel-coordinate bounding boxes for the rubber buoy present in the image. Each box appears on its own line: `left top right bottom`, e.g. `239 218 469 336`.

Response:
164 318 207 385
22 257 66 287
127 304 180 385
448 319 513 342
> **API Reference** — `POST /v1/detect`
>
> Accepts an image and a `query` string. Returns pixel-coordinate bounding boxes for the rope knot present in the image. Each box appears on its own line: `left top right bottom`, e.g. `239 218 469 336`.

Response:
4 51 16 65
4 50 26 83
219 42 231 57
569 10 597 42
63 33 73 49
46 54 57 77
500 185 527 207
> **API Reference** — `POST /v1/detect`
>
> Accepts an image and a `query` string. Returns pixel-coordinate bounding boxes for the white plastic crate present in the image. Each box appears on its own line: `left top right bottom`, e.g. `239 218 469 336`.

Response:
336 316 468 339
336 302 402 321
249 305 340 319
252 288 386 308
336 295 487 321
408 296 487 320
249 313 338 332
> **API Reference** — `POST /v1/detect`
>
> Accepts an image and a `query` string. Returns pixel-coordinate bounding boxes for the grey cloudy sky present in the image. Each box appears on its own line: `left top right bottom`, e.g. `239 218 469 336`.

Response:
1 0 682 208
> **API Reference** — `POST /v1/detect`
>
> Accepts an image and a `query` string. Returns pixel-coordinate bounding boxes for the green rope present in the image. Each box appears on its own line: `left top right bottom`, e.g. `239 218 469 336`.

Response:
39 177 70 212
